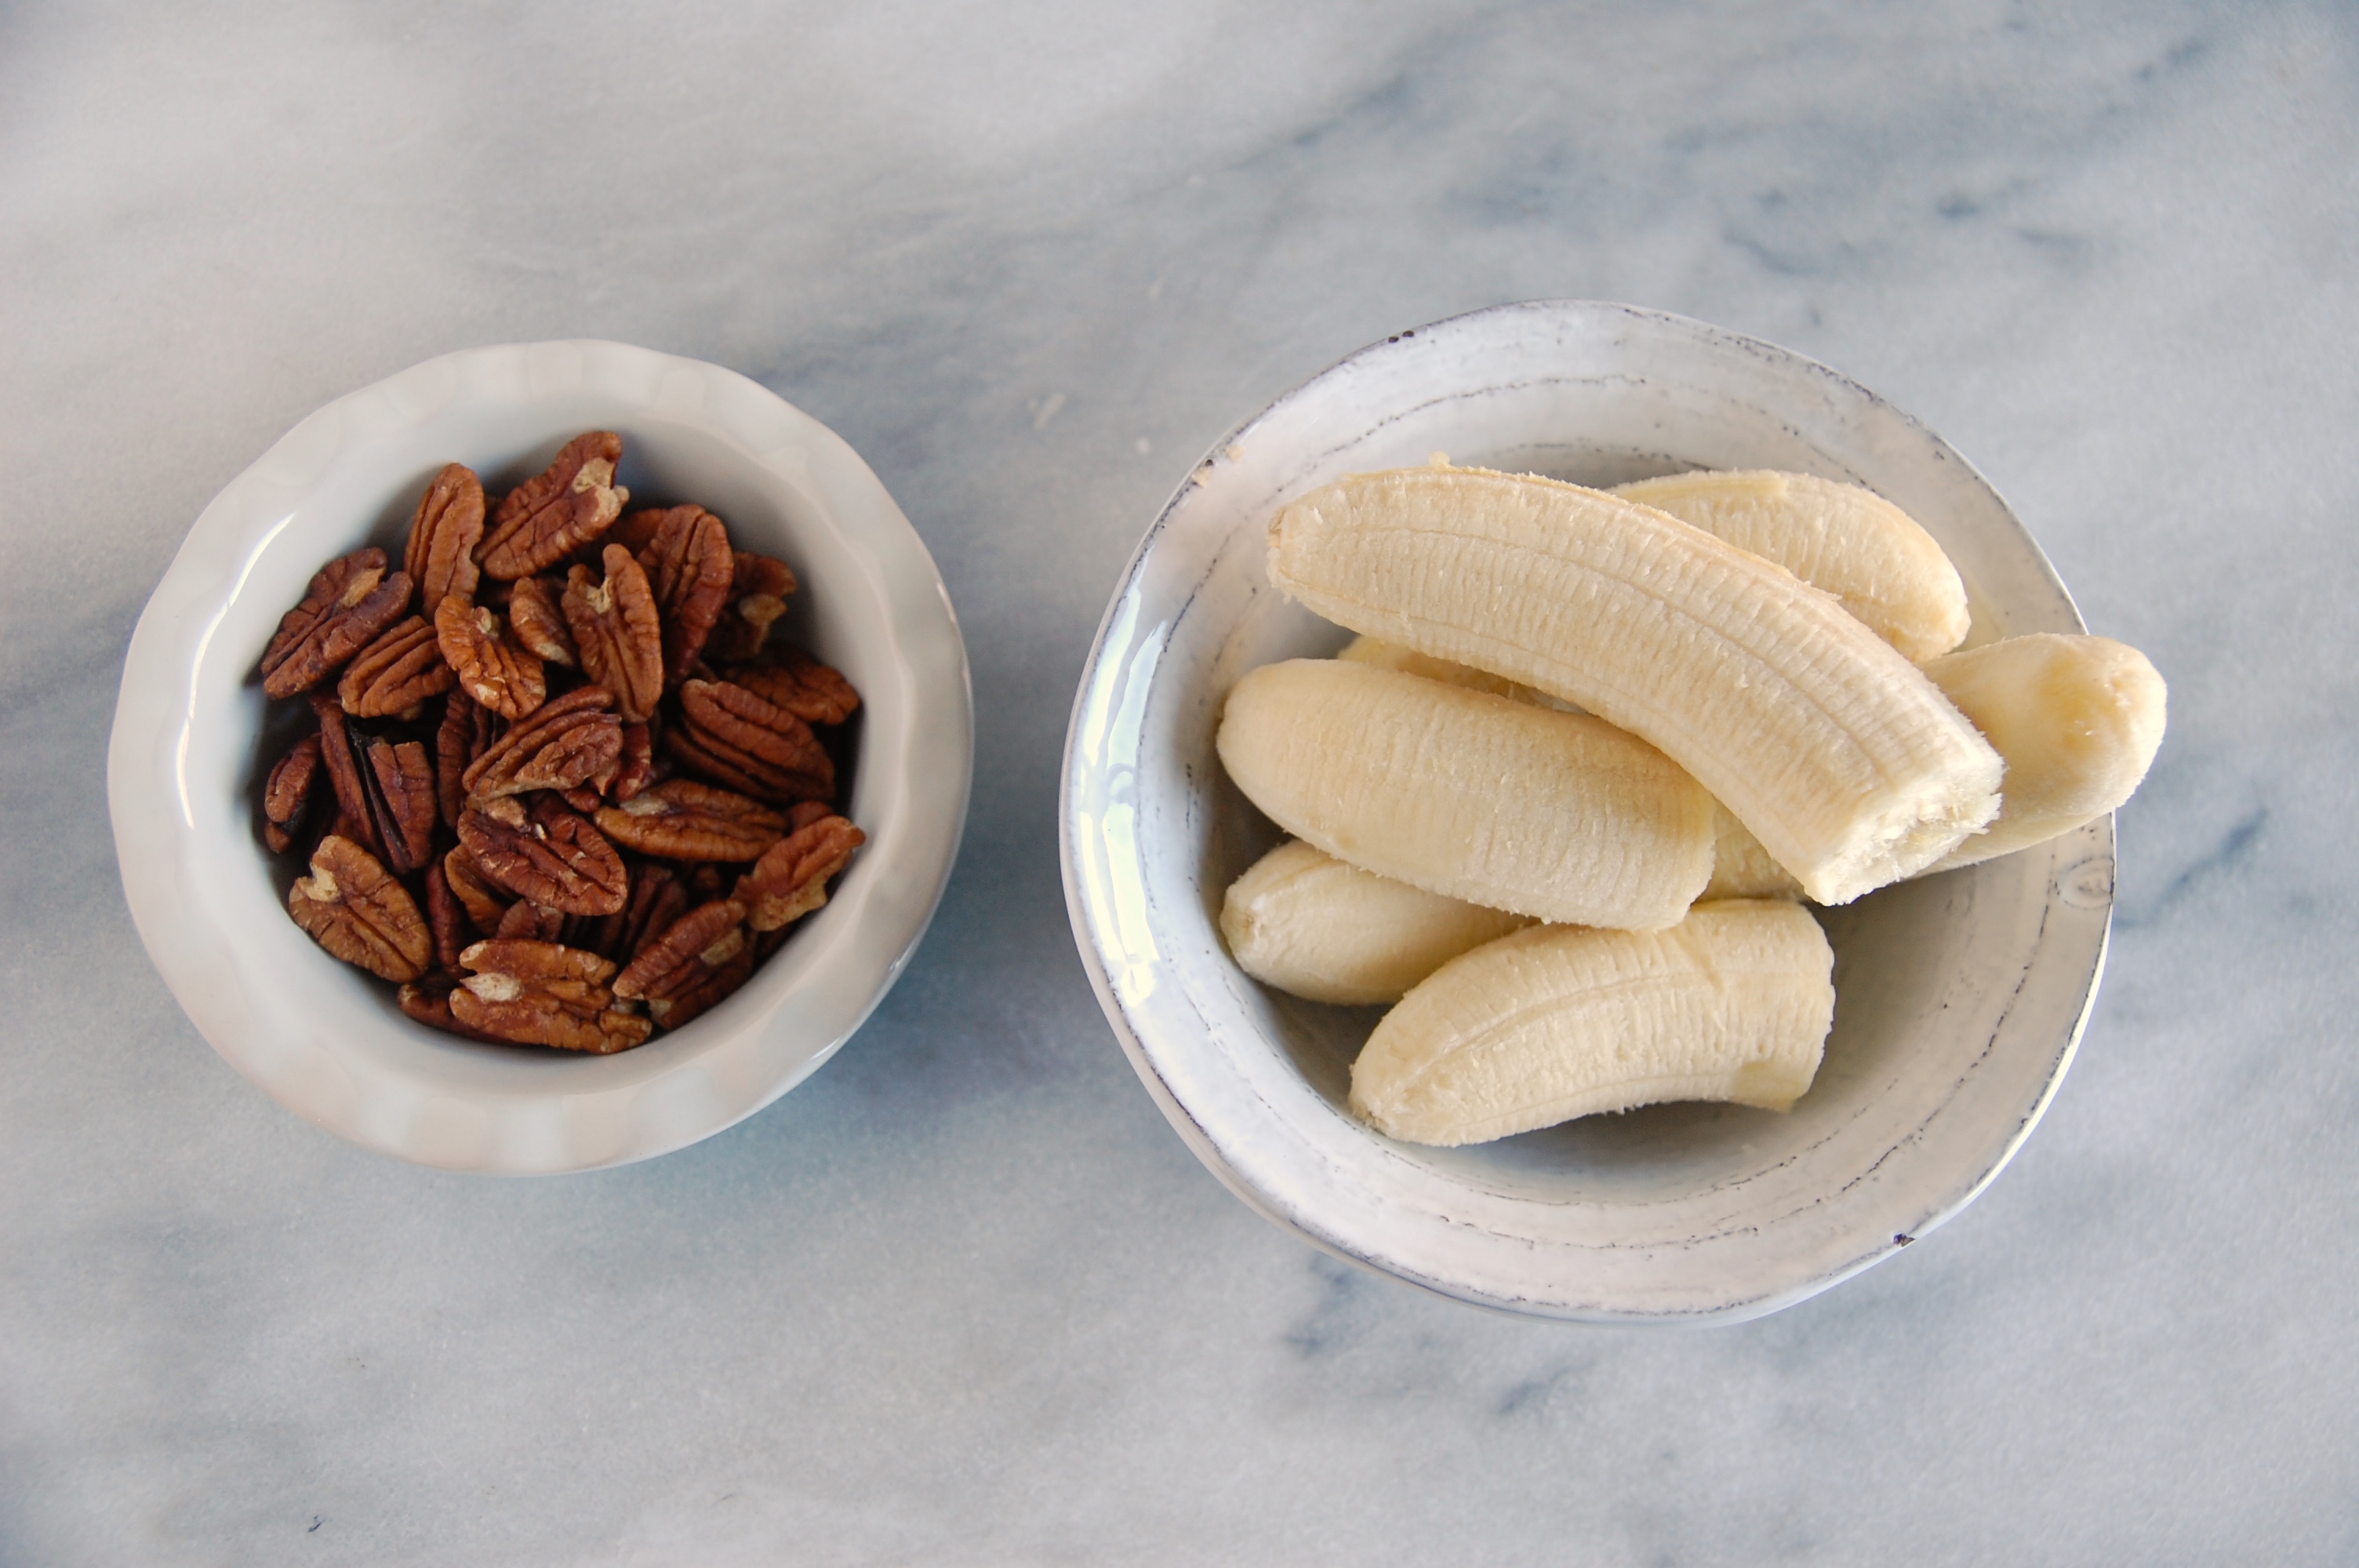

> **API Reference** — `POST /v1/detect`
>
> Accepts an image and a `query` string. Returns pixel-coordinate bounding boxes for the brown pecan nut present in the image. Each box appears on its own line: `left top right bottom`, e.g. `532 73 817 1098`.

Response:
724 645 861 726
577 862 689 964
262 732 324 854
435 688 501 832
494 899 568 942
460 686 620 801
735 815 865 932
363 738 440 875
457 794 628 915
310 691 383 860
704 552 799 664
260 549 415 699
442 844 515 934
612 899 754 1029
477 432 628 579
634 505 734 689
449 939 652 1053
405 463 485 617
287 835 431 982
612 721 656 802
671 677 834 804
507 575 578 666
397 975 511 1044
561 545 664 723
593 779 786 862
336 615 456 718
434 596 547 720
607 506 670 555
424 861 468 971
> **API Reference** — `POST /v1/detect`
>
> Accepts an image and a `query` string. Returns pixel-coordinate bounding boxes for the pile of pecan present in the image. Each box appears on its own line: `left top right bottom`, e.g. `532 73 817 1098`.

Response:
255 430 867 1053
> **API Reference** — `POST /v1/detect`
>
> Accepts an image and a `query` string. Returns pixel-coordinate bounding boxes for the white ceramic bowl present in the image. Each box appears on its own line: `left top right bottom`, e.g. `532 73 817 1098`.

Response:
110 340 972 1174
1061 302 2114 1323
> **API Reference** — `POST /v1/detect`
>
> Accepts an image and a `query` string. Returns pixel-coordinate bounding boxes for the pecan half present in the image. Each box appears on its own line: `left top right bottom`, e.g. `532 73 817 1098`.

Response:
608 506 670 555
735 814 865 931
704 553 799 664
634 505 733 689
262 732 324 854
670 677 834 804
434 596 547 720
436 689 501 831
336 615 456 718
612 899 754 1029
477 432 628 579
396 975 509 1043
460 686 620 802
442 844 515 934
562 545 664 723
494 899 568 942
405 463 485 616
593 779 786 862
724 646 861 726
449 939 652 1053
424 861 468 971
458 794 628 915
260 549 414 699
507 575 578 666
310 691 383 861
612 721 656 802
363 738 440 874
578 862 689 964
287 835 431 982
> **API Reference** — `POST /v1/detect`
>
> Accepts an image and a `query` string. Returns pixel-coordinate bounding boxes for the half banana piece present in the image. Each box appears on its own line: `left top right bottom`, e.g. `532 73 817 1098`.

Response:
1219 840 1532 1005
1612 470 1971 662
1349 900 1836 1146
1216 657 1714 929
1925 633 2168 870
1267 465 2001 905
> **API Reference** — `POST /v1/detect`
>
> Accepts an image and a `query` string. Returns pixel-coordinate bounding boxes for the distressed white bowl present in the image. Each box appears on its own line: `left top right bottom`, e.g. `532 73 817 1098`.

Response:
110 341 972 1174
1061 301 2113 1323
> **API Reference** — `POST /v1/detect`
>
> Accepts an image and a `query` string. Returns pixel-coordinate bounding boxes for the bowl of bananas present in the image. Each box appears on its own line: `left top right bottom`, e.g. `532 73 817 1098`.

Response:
1060 301 2165 1323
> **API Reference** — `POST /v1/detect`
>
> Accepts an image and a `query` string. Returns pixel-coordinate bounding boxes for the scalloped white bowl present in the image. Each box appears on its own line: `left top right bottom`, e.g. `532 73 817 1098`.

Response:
110 341 972 1174
1061 301 2114 1323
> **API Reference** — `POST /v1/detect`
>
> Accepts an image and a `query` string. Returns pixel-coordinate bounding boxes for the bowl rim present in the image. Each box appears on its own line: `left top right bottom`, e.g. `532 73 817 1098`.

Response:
109 339 972 1174
1059 299 2113 1322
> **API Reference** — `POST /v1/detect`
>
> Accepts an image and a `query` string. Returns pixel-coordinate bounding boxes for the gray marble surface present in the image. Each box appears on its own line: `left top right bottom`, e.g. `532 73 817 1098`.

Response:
5 2 2354 1561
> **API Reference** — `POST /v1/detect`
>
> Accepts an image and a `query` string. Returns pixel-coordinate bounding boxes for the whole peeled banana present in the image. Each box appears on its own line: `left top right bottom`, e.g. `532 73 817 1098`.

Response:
1216 657 1714 930
1267 465 2001 905
1349 899 1837 1146
1612 469 1971 662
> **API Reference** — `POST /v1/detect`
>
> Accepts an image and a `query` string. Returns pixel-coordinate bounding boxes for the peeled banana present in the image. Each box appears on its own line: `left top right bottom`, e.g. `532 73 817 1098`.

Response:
1703 802 1805 901
1349 900 1836 1146
1267 465 2002 905
1612 470 1971 662
1925 633 2168 870
1219 839 1532 1004
1216 657 1714 929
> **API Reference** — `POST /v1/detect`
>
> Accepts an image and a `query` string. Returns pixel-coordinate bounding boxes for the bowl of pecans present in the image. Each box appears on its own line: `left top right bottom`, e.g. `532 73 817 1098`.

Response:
110 341 971 1172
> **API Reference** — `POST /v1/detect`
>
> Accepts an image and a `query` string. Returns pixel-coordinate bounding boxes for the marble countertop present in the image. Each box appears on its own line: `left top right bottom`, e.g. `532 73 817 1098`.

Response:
5 2 2354 1561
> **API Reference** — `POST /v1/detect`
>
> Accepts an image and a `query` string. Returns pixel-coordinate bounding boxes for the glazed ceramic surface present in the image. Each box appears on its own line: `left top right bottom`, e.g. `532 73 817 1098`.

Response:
109 341 972 1174
1063 301 2111 1322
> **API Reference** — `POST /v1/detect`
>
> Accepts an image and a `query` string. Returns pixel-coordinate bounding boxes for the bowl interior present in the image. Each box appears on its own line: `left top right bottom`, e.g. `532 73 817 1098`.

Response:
114 342 971 1172
1063 303 2113 1320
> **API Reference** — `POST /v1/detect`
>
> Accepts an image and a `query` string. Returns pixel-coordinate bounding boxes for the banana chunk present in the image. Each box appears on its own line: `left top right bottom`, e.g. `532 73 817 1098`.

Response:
1924 633 2168 870
1219 840 1532 1004
1350 900 1836 1146
1612 470 1971 662
1216 658 1713 930
1267 466 2001 905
